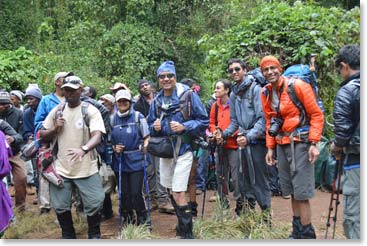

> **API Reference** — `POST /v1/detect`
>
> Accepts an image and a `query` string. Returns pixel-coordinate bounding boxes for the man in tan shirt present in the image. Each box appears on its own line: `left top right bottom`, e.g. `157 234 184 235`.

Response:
40 75 106 239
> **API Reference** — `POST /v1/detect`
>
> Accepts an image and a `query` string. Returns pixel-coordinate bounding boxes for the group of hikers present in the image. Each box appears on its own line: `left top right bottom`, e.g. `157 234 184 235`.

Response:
0 44 360 240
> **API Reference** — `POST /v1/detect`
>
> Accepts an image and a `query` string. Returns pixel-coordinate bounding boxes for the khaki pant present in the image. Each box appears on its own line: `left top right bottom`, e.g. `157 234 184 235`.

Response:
9 153 27 210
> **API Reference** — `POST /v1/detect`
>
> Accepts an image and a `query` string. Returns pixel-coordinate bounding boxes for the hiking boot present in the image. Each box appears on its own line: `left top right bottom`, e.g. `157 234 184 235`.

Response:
26 185 36 195
188 201 198 217
40 208 51 215
101 212 113 222
176 205 194 239
235 199 244 216
221 198 230 210
288 216 301 239
298 223 316 239
56 211 76 239
158 201 175 214
87 211 102 239
137 210 152 231
122 210 136 225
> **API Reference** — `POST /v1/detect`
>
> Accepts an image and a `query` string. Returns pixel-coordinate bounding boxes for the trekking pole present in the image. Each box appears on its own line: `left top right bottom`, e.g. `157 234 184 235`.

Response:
217 143 226 223
117 152 123 239
142 151 152 230
324 154 343 239
201 141 216 219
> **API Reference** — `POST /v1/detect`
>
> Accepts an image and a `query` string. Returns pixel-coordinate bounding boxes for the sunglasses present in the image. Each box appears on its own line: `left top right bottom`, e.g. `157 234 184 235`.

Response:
63 79 81 85
228 67 242 74
158 73 175 80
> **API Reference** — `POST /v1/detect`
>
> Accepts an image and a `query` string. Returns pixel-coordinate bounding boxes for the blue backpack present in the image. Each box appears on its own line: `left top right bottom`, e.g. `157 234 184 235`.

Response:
283 64 324 127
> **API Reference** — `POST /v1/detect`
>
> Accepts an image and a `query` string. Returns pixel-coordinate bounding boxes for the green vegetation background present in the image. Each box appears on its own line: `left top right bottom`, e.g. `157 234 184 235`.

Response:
0 0 360 138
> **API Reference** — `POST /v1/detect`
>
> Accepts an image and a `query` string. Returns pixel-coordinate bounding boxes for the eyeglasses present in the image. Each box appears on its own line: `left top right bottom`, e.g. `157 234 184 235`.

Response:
158 73 175 80
228 67 242 74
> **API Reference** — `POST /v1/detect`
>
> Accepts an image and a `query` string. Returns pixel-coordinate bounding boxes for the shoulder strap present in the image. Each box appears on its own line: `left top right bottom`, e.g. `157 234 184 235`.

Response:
81 101 90 129
179 89 193 121
55 102 66 120
287 78 308 127
215 102 219 126
248 81 258 106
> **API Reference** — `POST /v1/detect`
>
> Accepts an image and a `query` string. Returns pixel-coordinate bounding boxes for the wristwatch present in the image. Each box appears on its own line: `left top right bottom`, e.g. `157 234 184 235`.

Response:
81 145 90 153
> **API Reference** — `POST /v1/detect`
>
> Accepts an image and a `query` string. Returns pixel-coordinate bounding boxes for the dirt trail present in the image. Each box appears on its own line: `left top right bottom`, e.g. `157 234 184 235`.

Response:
16 188 345 239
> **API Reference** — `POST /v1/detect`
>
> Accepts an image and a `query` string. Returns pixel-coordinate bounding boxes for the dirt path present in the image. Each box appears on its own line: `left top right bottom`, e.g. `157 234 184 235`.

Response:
100 189 345 239
16 188 345 239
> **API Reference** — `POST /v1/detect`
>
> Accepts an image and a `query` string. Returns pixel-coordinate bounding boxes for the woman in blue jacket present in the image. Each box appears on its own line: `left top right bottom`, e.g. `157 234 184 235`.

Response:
111 89 150 228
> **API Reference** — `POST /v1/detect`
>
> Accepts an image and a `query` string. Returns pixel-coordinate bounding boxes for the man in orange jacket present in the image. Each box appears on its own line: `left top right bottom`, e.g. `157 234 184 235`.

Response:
260 56 324 239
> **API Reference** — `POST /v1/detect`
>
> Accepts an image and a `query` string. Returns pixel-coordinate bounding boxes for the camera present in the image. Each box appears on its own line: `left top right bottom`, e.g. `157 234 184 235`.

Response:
191 136 210 150
268 117 284 137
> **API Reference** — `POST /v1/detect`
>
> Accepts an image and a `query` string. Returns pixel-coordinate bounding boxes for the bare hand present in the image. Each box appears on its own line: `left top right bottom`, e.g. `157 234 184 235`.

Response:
67 148 86 162
5 135 14 144
55 117 65 132
170 121 185 133
237 135 248 148
113 144 125 154
308 145 320 164
265 148 276 166
214 128 223 145
153 119 161 132
330 142 343 157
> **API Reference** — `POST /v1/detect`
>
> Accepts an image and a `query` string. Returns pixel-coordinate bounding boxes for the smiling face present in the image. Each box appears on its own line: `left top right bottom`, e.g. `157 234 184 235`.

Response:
228 62 246 84
158 72 176 95
116 99 131 113
62 87 82 107
214 81 229 99
261 65 282 85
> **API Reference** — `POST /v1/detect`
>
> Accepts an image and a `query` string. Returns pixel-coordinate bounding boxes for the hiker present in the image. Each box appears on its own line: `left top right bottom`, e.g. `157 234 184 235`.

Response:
147 61 208 239
260 55 324 239
22 86 43 204
10 90 25 112
40 76 106 239
109 82 130 97
134 79 174 214
34 71 72 214
216 59 271 219
0 129 14 237
180 78 203 217
111 89 151 227
100 94 115 115
0 91 27 212
82 86 97 100
208 79 239 211
331 44 360 239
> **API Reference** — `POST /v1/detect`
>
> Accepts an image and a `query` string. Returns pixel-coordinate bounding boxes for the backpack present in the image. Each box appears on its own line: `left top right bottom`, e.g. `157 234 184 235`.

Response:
155 88 193 121
246 68 268 106
283 64 324 127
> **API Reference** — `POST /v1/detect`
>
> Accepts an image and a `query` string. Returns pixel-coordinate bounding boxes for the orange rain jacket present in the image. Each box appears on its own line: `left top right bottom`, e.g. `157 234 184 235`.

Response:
260 76 324 149
209 99 238 149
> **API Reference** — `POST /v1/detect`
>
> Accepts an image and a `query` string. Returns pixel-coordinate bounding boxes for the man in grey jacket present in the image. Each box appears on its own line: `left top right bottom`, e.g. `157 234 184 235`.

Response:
216 58 271 222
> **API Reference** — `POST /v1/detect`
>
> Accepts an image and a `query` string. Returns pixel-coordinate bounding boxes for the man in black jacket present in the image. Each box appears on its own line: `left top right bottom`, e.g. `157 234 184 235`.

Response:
0 92 27 211
331 44 360 239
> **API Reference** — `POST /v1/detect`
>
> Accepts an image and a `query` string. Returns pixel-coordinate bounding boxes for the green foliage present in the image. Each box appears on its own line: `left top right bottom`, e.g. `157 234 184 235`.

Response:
97 22 172 94
0 47 49 91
